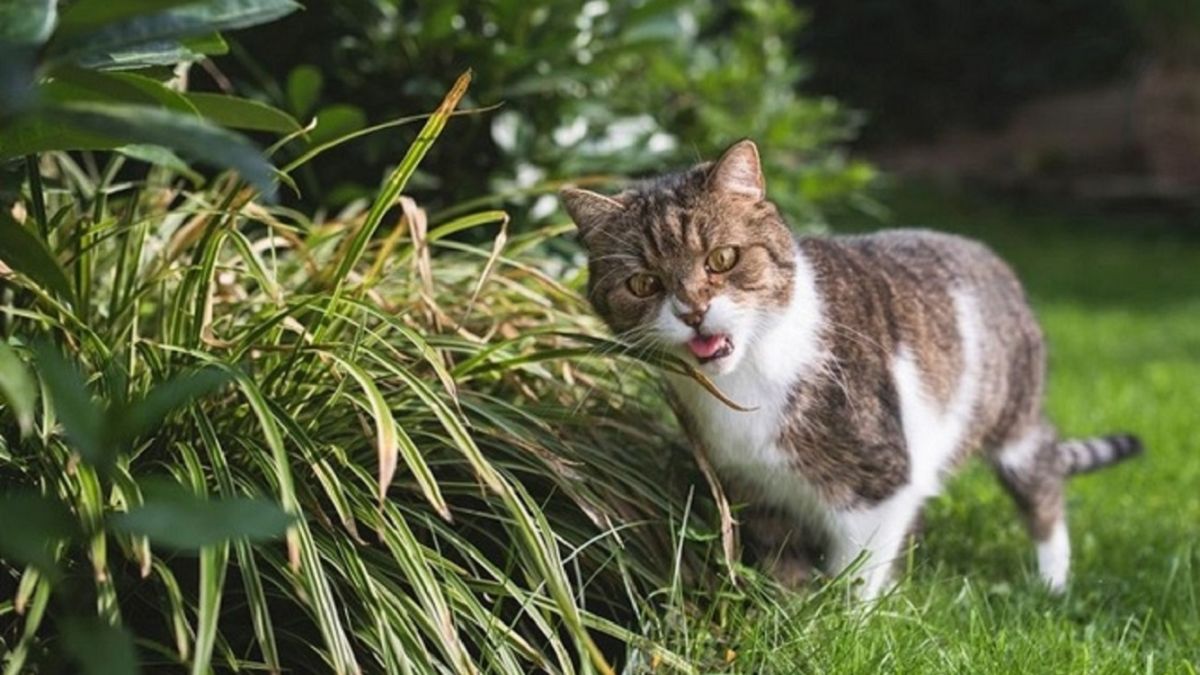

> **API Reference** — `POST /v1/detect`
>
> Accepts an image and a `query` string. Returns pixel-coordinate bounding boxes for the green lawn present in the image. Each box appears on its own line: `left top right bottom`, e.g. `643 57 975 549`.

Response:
667 187 1200 673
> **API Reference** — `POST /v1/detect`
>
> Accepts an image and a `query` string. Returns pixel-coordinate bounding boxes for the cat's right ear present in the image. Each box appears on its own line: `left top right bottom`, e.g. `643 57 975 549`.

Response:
560 188 624 245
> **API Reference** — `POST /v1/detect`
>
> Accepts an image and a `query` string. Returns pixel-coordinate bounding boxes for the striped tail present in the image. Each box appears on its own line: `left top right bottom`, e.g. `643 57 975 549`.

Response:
1057 434 1144 476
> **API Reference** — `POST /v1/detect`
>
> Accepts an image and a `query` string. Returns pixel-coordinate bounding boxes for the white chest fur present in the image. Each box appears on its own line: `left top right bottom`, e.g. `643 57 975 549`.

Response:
665 244 986 596
666 248 828 521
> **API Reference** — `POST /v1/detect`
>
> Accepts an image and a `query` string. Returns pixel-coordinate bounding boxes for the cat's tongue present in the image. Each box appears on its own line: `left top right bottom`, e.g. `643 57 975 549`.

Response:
687 334 729 360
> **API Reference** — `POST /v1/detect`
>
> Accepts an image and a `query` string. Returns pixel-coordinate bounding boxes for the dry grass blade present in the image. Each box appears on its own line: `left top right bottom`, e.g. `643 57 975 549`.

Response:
461 213 509 322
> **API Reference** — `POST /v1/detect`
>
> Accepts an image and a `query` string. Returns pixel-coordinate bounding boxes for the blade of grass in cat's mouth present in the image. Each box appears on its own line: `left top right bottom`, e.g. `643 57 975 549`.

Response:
688 333 733 361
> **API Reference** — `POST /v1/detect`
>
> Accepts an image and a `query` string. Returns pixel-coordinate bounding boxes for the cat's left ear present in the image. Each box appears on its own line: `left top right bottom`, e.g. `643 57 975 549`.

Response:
560 187 624 244
709 139 765 201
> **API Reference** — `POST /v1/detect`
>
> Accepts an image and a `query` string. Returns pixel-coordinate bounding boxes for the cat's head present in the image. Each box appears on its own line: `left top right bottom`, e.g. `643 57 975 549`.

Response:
561 140 797 376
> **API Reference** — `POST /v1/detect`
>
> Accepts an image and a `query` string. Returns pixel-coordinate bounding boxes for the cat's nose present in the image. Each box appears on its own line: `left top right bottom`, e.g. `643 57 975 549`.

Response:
676 306 707 328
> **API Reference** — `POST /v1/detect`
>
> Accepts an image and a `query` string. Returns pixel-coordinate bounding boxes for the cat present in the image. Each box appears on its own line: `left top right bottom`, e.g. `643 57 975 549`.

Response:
560 139 1143 598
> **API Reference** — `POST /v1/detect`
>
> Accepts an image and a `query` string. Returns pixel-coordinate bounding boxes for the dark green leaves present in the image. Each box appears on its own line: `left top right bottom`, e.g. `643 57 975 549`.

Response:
0 210 76 304
54 0 202 42
0 342 37 436
286 64 321 118
32 345 230 471
43 103 277 195
112 490 293 550
185 92 301 133
32 343 108 466
0 0 57 45
61 617 141 675
48 0 302 69
0 0 301 196
0 492 76 574
117 367 229 443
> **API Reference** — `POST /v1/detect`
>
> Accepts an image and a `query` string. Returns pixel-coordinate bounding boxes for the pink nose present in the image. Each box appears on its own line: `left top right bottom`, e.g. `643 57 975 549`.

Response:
677 306 707 327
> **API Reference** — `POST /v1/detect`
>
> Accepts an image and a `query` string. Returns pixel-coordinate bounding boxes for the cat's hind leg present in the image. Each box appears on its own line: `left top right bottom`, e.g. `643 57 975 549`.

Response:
992 423 1069 591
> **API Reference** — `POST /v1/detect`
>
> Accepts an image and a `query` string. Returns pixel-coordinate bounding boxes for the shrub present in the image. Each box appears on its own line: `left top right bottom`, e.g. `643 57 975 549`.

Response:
0 2 733 671
0 71 726 671
218 0 871 226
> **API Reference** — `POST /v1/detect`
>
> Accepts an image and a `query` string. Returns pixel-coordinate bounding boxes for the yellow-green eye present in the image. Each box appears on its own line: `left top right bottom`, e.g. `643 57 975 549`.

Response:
706 246 739 273
626 273 661 298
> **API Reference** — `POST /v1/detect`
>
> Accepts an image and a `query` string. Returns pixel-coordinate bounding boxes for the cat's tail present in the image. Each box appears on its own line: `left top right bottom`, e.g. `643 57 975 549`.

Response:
1057 434 1144 476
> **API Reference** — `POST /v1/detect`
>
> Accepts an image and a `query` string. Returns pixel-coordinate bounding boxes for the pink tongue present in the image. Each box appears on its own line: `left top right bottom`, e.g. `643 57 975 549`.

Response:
687 334 726 359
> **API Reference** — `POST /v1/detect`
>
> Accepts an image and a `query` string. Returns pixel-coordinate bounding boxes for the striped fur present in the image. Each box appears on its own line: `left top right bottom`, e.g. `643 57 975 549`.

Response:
1057 434 1144 475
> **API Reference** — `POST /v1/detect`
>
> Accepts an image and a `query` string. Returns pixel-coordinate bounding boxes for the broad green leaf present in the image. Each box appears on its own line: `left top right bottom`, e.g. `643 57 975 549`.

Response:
307 104 366 146
113 367 229 443
185 92 301 133
61 617 141 675
0 492 76 575
0 42 38 118
55 0 201 41
0 210 76 304
72 39 205 70
49 0 302 65
0 114 126 157
181 31 227 55
42 102 276 195
0 342 37 436
286 64 321 118
0 0 56 45
112 491 294 550
32 343 107 467
116 143 204 183
42 67 199 114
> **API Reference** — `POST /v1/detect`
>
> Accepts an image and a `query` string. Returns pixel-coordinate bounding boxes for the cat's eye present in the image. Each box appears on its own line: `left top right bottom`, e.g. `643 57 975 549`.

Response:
626 273 661 298
706 246 739 273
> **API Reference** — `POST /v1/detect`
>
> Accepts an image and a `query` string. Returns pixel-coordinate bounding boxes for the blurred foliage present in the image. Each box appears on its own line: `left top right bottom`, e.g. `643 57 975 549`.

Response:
799 0 1143 142
0 0 303 197
1127 0 1200 63
218 0 872 226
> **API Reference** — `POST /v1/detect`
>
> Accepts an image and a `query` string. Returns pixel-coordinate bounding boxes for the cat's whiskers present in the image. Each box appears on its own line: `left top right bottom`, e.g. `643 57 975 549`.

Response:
571 325 661 414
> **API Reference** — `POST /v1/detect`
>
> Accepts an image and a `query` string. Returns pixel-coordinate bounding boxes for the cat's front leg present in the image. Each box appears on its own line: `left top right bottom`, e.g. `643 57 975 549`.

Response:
742 507 820 589
826 489 925 600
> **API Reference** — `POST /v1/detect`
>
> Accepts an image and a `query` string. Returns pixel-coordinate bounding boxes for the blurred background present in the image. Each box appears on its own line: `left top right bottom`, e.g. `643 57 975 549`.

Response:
206 0 1200 225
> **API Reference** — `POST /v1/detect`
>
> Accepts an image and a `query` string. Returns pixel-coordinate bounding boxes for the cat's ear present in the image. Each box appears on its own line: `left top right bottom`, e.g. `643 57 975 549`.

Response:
559 187 624 243
708 139 765 201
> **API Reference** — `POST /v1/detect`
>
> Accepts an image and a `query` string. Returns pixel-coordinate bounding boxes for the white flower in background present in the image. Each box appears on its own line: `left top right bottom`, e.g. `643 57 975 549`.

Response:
554 118 589 147
491 111 520 153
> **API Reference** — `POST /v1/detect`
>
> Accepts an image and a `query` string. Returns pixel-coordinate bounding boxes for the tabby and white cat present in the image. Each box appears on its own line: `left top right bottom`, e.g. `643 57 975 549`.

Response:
561 140 1142 598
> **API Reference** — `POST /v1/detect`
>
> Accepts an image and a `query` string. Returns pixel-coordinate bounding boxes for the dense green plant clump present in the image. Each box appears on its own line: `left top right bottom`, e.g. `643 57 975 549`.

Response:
0 1 737 672
0 150 719 672
218 0 873 225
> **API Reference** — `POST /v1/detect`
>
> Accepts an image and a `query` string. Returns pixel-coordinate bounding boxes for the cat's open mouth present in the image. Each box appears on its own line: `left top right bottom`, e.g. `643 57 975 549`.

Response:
687 333 733 363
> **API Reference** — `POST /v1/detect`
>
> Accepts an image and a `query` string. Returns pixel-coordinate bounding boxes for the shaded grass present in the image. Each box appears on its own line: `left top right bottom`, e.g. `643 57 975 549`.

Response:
661 187 1200 673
